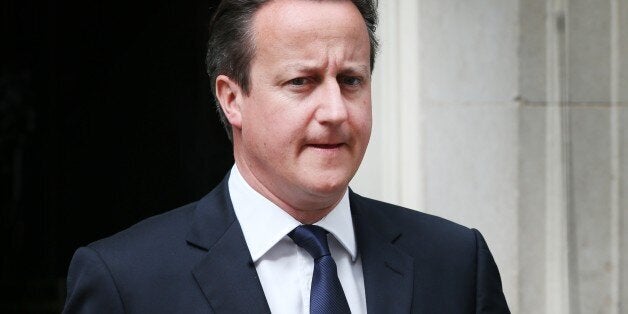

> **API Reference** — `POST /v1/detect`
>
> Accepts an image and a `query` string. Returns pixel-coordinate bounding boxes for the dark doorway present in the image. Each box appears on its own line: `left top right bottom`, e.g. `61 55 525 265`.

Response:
1 0 229 311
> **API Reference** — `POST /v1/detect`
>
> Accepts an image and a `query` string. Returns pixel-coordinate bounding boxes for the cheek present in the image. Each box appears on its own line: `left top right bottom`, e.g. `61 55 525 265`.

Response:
243 96 304 148
242 94 279 133
350 101 372 136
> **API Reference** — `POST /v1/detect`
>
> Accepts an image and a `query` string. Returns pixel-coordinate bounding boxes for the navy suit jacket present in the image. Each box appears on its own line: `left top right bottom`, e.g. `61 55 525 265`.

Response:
63 175 510 313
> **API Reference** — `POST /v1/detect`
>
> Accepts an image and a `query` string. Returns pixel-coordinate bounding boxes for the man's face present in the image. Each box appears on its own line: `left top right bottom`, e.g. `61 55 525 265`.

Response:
230 0 372 214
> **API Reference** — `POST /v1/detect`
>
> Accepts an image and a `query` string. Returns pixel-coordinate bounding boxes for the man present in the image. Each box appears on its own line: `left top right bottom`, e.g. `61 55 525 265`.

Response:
64 0 510 313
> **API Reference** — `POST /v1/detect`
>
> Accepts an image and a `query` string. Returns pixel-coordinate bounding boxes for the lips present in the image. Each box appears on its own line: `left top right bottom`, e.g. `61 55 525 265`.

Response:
308 143 343 149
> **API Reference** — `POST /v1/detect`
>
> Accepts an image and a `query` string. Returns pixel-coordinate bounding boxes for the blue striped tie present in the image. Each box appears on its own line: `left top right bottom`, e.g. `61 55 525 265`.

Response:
289 225 351 314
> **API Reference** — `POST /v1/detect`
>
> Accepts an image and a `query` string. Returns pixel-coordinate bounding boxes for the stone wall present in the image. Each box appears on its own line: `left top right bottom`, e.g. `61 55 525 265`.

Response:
352 0 627 313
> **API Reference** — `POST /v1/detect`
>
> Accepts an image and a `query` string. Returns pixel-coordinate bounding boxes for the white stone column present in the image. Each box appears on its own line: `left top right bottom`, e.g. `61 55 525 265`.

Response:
353 0 424 211
353 0 521 309
352 0 628 313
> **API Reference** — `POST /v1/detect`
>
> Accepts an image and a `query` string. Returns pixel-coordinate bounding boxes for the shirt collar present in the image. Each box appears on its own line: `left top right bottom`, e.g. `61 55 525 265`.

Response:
228 164 358 262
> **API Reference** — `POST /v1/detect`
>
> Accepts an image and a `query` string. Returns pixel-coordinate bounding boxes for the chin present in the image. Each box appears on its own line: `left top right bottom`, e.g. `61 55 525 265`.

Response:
303 173 352 197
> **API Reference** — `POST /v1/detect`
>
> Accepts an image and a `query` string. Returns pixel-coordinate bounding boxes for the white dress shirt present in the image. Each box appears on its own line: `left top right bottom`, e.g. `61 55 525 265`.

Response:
228 165 367 314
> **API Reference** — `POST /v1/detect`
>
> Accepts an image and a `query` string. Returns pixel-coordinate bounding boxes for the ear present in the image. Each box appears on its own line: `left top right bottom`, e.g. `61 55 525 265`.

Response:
215 74 244 129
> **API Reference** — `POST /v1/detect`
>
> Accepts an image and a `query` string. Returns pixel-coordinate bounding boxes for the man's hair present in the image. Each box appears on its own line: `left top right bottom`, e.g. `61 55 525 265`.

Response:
206 0 379 140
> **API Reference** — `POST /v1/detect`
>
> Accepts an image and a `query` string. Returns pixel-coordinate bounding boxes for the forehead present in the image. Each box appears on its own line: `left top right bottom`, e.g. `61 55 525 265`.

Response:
250 0 369 58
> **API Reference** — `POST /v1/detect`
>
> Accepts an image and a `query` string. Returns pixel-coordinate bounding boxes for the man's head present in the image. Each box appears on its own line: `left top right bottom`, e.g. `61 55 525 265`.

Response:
206 0 378 140
209 0 377 223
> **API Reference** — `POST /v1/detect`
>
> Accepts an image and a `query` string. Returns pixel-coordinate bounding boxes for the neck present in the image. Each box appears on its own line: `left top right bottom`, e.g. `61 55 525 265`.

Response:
233 159 343 224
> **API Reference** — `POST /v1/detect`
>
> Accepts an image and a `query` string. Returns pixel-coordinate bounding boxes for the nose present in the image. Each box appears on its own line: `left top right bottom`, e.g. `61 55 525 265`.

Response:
314 79 348 125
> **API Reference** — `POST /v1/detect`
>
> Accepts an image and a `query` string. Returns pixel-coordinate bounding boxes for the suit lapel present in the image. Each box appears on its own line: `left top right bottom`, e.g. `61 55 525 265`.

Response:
351 191 415 313
186 177 270 314
184 178 415 313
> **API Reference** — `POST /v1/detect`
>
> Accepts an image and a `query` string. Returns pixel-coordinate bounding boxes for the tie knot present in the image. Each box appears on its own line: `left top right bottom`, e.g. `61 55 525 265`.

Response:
288 225 331 259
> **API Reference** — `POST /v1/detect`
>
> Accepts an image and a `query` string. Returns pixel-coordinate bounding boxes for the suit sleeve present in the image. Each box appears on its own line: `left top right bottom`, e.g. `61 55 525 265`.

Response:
63 246 126 314
473 229 511 314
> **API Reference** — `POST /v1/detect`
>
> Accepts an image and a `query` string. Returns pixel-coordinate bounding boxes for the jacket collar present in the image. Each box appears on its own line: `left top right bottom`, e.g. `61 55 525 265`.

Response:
185 176 414 313
186 175 271 313
350 190 415 313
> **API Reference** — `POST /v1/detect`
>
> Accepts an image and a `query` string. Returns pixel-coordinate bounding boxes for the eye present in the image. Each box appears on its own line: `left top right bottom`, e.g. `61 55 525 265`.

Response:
288 77 308 86
340 76 362 87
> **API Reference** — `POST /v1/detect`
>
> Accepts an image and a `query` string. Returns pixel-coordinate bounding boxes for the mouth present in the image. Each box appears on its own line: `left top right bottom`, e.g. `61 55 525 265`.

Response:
307 143 344 149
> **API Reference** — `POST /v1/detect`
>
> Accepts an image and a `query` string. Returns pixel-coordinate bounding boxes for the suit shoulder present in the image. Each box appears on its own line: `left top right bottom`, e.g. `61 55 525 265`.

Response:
350 192 475 242
88 201 198 254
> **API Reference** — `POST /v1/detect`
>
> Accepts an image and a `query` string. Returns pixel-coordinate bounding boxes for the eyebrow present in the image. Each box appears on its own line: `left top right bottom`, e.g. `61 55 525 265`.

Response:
282 63 369 75
340 65 369 75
